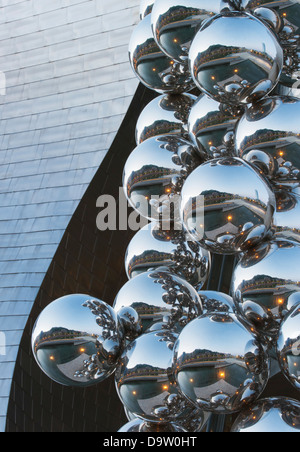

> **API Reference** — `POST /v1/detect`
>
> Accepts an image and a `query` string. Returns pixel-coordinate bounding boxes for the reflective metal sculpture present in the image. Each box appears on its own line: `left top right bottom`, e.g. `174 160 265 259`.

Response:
31 295 123 387
173 313 269 413
140 0 155 19
118 419 187 432
180 157 276 255
125 221 211 288
273 189 300 243
151 0 221 63
113 268 202 335
189 11 283 105
231 397 300 432
136 93 196 144
115 329 196 423
231 238 300 337
277 304 300 391
188 94 244 159
129 15 194 93
236 96 300 191
198 290 237 314
123 135 200 221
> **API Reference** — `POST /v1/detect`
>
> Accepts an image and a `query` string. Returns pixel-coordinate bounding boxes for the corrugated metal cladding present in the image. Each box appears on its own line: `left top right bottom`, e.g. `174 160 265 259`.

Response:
0 0 140 431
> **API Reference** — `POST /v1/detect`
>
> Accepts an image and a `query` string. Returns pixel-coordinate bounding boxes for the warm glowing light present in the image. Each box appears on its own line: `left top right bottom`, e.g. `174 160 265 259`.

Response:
49 356 55 361
165 187 172 193
219 371 226 379
132 391 137 396
279 151 284 157
79 348 86 353
227 215 233 221
234 69 239 73
190 378 194 383
277 298 284 305
211 76 216 80
152 68 157 72
173 38 178 43
163 385 169 391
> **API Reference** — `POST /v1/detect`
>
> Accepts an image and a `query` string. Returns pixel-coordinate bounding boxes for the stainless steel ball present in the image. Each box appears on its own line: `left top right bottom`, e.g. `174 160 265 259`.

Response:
123 135 200 221
118 419 187 432
180 157 276 255
140 0 155 19
173 313 270 413
113 268 202 334
236 96 300 192
231 397 300 432
31 294 123 387
151 0 221 63
188 94 244 159
125 221 211 288
115 329 196 423
136 93 196 145
189 11 283 105
198 290 237 315
273 189 300 243
231 238 300 338
129 15 195 93
277 304 300 391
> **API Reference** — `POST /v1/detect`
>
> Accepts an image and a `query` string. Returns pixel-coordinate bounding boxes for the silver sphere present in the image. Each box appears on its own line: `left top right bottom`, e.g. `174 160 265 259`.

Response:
129 15 195 93
180 157 276 255
118 419 187 432
173 313 269 414
123 135 200 221
189 11 283 105
231 397 300 432
115 329 196 423
273 189 300 243
151 0 221 63
125 221 211 288
140 0 155 19
113 268 202 334
236 96 300 192
277 304 300 391
31 294 123 387
188 93 244 159
198 290 237 315
136 93 196 145
231 238 300 338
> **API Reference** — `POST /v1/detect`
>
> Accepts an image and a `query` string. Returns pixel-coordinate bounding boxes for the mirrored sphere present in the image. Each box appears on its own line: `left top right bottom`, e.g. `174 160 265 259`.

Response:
273 189 300 243
231 238 300 337
129 15 195 93
173 313 269 413
113 268 202 334
188 94 244 159
231 397 300 432
198 290 237 315
123 135 200 221
140 0 155 19
189 11 283 105
277 304 300 391
118 419 187 432
236 96 300 191
115 329 196 423
31 294 123 387
180 157 276 255
125 221 211 288
136 93 196 145
151 0 221 63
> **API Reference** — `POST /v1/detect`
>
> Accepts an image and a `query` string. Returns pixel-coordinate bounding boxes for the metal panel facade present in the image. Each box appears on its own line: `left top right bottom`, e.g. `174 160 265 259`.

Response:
0 0 139 430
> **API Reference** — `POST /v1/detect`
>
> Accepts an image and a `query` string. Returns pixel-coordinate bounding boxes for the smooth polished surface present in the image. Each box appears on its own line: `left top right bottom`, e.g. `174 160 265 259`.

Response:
189 12 283 105
129 15 195 93
115 329 195 423
118 418 187 432
123 135 200 221
180 157 276 255
136 93 196 144
31 295 123 387
151 0 221 63
125 221 211 288
231 397 300 432
273 190 300 243
236 96 300 191
188 94 244 159
140 0 155 19
277 304 300 391
198 290 237 314
231 238 300 337
113 268 202 334
173 313 269 413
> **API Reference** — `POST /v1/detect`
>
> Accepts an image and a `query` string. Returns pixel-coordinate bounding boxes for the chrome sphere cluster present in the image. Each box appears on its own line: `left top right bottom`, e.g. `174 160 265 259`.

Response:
31 0 300 433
